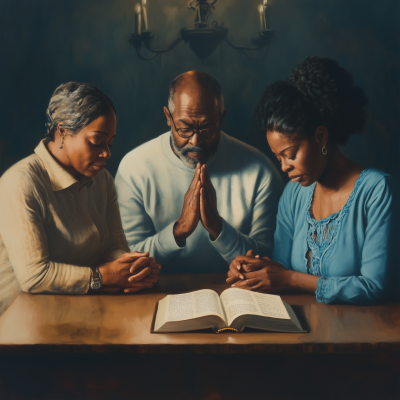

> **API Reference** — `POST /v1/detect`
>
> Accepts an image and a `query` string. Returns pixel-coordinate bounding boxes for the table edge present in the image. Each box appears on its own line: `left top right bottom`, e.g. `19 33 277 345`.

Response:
1 342 400 354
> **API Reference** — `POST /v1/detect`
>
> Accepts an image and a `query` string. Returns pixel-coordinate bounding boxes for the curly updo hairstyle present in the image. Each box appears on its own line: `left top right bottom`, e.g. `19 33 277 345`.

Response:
255 56 368 146
45 82 116 141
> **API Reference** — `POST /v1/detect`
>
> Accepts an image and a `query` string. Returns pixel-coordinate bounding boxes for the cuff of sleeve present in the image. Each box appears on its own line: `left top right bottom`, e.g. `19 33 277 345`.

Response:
209 218 239 257
64 265 91 294
315 276 331 304
157 221 186 257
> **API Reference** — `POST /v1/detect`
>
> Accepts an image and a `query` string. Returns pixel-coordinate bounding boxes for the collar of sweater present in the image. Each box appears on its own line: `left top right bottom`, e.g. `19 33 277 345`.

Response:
34 139 93 191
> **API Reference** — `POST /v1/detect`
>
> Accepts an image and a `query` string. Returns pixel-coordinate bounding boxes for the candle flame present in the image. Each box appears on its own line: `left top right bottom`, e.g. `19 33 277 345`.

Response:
258 4 264 14
135 3 141 14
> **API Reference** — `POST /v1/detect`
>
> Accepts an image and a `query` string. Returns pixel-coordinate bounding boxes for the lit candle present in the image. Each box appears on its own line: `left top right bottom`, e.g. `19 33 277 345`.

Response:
263 0 268 30
258 4 265 31
135 3 142 35
142 0 148 31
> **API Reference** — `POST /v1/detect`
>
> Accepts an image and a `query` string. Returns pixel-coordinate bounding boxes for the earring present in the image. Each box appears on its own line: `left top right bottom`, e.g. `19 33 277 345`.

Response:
59 136 64 149
322 146 327 155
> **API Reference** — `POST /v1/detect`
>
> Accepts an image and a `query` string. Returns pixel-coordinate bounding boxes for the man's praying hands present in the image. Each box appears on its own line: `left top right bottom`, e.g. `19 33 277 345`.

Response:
173 163 222 245
200 164 222 240
173 164 201 246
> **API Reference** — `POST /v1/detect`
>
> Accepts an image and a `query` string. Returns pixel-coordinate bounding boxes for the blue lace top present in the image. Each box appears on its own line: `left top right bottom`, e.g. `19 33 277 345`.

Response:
306 169 370 277
272 168 399 304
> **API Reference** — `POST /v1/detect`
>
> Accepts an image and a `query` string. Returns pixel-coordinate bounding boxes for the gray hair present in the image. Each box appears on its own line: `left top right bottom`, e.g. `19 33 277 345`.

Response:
45 82 116 140
168 72 225 114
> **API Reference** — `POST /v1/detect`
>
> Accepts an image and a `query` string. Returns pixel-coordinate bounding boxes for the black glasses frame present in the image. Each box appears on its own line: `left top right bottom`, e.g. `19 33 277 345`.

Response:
167 106 222 140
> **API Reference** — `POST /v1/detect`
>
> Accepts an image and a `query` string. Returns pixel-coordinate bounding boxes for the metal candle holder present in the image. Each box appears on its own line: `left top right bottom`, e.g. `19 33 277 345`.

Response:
129 0 274 61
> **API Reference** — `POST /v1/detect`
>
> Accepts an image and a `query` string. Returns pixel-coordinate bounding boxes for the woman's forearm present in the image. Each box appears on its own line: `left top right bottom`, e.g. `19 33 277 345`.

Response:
288 270 319 294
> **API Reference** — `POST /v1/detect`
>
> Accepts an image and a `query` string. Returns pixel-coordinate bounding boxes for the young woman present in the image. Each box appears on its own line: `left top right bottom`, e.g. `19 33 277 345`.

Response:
227 57 399 305
0 82 161 309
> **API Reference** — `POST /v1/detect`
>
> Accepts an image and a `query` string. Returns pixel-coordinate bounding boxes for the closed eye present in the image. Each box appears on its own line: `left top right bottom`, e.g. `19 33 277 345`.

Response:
89 141 113 148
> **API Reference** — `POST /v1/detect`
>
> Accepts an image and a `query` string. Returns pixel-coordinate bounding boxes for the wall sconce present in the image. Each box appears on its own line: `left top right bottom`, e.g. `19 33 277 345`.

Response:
129 0 274 61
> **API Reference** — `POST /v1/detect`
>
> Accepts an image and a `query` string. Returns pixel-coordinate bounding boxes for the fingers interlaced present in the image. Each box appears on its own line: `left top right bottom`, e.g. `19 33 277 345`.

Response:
226 275 240 285
129 257 151 273
141 274 160 283
128 266 152 282
234 256 267 271
149 262 162 270
120 251 149 262
232 278 259 289
229 260 244 280
241 262 264 272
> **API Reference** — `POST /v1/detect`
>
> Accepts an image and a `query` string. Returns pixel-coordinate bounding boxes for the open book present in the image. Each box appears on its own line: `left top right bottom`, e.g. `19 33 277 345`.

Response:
151 288 305 333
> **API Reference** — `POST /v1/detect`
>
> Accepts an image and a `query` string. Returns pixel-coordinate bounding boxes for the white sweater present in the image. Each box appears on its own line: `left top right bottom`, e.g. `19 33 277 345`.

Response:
115 132 283 273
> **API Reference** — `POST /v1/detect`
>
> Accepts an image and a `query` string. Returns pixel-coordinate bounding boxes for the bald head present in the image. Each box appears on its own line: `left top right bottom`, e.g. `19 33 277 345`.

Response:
164 71 227 169
168 71 224 114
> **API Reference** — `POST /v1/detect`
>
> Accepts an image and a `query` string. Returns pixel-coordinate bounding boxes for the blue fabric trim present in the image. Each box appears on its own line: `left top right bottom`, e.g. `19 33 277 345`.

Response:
316 276 330 303
305 169 371 277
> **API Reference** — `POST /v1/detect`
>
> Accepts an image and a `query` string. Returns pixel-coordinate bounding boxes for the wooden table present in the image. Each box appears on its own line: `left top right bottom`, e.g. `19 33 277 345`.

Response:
1 274 399 399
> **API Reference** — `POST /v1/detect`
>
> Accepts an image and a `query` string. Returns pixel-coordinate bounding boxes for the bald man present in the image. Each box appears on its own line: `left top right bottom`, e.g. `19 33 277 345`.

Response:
115 71 283 273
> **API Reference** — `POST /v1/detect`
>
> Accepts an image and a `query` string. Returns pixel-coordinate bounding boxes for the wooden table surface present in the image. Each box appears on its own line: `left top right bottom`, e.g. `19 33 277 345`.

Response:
1 273 399 354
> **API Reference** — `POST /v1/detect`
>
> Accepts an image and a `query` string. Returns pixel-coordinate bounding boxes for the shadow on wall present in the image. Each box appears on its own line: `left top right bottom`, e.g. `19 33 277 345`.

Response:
0 0 399 182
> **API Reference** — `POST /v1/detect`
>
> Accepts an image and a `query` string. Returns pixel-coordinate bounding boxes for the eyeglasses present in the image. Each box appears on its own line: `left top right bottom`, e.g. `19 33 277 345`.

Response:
167 106 221 140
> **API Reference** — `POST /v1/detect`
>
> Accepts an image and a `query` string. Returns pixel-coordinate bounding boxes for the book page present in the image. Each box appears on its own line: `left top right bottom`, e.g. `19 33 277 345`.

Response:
220 288 259 326
193 290 225 320
167 292 195 321
251 291 290 320
220 288 289 326
165 289 225 323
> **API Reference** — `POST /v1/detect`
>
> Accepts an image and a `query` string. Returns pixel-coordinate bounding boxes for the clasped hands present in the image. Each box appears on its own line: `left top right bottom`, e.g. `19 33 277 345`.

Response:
174 163 222 245
226 250 293 293
98 251 161 293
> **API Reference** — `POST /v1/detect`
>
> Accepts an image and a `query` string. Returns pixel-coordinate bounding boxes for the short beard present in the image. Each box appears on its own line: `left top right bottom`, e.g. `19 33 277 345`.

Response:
170 133 220 169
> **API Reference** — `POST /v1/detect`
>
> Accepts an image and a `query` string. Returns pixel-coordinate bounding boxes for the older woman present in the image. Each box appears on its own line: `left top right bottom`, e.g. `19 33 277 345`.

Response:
227 57 399 305
0 82 161 307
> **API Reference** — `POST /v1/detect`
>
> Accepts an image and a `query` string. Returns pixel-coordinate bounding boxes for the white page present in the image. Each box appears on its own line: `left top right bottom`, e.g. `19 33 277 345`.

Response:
193 289 225 320
165 290 225 322
251 292 290 320
166 292 195 321
220 288 290 326
220 288 260 326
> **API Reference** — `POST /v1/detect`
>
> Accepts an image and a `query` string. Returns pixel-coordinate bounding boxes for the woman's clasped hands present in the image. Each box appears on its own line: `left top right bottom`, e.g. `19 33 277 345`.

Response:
226 250 293 293
98 251 161 293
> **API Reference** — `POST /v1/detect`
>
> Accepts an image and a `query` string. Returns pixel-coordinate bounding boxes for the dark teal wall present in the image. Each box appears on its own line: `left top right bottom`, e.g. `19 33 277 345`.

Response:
0 0 399 180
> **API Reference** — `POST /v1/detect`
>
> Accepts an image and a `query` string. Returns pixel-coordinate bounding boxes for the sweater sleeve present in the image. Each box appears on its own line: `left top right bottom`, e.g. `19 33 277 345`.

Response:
316 176 399 305
100 172 130 262
210 166 283 262
271 181 296 270
115 169 185 265
0 170 91 294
